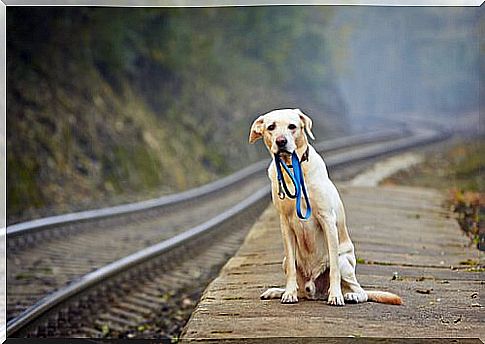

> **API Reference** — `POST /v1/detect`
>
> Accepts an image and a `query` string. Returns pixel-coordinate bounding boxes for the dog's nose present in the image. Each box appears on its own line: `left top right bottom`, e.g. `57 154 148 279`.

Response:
276 136 287 148
305 286 311 293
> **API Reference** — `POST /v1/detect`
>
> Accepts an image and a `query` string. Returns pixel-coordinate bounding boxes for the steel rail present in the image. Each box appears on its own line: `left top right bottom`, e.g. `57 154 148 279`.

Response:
7 187 270 336
7 128 407 238
6 124 449 337
325 127 448 168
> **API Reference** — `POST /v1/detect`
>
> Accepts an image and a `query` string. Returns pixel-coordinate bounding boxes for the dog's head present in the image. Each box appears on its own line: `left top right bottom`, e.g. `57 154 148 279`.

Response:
249 108 315 155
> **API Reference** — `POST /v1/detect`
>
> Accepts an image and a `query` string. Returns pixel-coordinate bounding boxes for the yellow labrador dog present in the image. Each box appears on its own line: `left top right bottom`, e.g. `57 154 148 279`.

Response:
249 108 401 306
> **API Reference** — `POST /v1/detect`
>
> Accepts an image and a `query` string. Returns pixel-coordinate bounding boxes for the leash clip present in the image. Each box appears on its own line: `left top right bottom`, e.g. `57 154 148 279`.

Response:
278 181 285 200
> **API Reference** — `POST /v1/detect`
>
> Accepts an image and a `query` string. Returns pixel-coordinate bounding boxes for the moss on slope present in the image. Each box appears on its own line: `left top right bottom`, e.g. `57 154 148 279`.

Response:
7 7 348 223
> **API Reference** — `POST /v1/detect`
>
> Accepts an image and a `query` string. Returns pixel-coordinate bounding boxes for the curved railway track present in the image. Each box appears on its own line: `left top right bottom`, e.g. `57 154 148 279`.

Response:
7 124 450 338
6 129 406 322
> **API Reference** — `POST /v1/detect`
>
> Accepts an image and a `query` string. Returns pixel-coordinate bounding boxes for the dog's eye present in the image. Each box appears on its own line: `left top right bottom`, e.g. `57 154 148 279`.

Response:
267 124 276 131
288 124 297 130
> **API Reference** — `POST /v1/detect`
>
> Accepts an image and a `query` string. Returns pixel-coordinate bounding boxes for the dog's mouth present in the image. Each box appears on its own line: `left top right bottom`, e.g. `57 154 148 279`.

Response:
277 148 293 156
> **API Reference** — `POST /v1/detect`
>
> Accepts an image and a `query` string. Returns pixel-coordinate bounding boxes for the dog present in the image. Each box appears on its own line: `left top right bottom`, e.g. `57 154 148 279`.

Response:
249 108 402 306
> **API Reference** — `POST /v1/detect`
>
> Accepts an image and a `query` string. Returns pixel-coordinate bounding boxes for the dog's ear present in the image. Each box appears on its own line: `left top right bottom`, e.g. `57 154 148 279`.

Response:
249 115 265 144
295 109 315 140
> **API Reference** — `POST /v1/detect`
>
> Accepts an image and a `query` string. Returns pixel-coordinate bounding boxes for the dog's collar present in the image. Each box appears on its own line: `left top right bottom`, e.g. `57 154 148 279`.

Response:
286 146 309 168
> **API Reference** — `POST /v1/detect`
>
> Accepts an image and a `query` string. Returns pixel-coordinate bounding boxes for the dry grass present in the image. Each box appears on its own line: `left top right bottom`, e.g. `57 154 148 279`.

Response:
448 189 482 246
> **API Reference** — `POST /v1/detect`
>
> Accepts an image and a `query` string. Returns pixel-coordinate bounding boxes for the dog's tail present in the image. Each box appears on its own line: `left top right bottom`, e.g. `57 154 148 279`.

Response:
366 290 402 305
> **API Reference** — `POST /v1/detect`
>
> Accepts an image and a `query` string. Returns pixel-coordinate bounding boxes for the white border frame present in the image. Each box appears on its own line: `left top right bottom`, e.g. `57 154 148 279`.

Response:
0 2 481 343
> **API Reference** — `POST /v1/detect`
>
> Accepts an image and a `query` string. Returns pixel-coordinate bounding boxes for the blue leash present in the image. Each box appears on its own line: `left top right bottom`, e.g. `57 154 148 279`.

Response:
274 151 312 220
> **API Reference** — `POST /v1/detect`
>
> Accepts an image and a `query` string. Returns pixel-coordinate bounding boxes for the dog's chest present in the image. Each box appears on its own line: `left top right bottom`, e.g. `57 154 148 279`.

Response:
273 196 298 216
291 217 318 251
290 216 329 278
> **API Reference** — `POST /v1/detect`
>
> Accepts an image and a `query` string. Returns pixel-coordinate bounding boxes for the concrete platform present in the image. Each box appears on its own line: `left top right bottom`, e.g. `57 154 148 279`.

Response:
181 185 484 342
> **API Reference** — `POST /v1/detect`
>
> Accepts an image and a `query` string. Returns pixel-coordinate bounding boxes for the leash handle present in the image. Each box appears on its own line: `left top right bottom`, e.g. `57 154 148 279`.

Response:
274 152 312 220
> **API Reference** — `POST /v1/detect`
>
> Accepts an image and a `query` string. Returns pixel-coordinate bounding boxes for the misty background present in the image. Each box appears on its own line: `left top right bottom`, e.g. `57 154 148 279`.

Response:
332 7 480 125
7 6 481 224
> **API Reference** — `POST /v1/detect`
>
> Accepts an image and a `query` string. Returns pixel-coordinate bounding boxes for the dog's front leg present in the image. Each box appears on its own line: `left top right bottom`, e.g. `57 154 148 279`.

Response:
280 215 298 304
317 210 345 306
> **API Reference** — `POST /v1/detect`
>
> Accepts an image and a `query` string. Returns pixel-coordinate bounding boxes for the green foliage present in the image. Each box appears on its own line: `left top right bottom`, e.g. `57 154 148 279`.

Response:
103 145 163 193
7 7 346 222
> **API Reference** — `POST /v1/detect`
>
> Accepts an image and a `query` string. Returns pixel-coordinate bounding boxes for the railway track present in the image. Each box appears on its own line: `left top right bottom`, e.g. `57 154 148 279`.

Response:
7 125 449 338
6 129 405 323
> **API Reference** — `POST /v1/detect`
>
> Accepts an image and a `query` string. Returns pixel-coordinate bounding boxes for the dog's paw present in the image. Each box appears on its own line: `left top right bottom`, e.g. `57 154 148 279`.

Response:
344 292 367 304
260 288 285 300
281 290 298 304
327 291 345 306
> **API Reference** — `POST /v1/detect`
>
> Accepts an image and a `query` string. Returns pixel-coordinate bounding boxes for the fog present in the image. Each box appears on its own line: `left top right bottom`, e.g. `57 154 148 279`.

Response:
329 6 481 131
